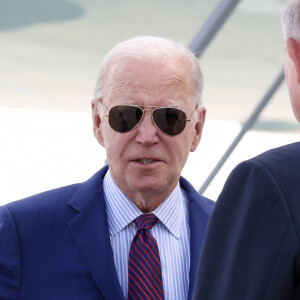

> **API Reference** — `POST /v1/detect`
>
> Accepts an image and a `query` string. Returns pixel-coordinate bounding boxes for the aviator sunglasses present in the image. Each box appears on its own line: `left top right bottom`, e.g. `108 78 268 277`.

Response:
99 101 197 136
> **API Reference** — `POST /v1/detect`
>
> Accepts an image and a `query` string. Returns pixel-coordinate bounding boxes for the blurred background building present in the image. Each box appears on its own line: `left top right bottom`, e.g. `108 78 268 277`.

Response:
0 0 299 204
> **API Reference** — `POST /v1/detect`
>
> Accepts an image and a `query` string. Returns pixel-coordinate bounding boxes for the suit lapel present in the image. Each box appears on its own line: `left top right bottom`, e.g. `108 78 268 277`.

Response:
180 177 213 300
67 167 125 300
66 171 212 300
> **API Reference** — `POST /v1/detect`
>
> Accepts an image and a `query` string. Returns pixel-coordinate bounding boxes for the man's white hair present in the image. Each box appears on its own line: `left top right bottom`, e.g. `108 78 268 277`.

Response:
282 0 300 43
93 36 203 112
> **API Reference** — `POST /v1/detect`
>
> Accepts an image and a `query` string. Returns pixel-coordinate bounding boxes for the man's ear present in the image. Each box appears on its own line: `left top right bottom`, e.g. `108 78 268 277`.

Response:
286 37 300 84
190 107 206 152
91 100 105 146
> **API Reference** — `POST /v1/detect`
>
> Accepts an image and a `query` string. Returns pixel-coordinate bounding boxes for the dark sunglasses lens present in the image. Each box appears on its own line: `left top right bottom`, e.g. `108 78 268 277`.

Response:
153 108 186 136
109 106 143 133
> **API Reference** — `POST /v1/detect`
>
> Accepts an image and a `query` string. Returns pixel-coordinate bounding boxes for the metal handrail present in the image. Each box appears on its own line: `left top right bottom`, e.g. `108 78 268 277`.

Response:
189 0 241 58
187 0 286 194
198 69 285 194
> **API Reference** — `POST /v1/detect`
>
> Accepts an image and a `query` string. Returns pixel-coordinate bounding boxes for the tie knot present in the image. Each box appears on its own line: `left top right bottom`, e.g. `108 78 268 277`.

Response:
135 214 158 231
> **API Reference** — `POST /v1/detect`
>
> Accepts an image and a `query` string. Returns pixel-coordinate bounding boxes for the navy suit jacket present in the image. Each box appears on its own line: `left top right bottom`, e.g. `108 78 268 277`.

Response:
0 166 213 300
193 142 300 300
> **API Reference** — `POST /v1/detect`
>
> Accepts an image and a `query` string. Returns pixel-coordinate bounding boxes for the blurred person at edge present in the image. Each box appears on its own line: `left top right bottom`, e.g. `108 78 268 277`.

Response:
0 36 214 300
193 1 300 299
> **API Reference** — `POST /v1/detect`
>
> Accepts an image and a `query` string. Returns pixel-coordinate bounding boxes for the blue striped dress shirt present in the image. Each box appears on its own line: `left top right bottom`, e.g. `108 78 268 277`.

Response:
103 169 190 300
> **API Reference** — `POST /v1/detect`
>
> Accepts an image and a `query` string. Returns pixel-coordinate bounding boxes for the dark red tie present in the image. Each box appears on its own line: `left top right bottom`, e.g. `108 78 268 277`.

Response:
128 214 165 300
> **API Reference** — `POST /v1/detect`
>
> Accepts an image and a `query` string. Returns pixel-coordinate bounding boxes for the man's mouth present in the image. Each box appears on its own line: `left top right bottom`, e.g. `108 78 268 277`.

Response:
137 159 157 165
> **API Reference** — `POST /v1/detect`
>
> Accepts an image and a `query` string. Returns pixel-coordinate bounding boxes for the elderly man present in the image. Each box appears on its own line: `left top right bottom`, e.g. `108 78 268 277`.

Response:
193 1 300 299
0 36 213 300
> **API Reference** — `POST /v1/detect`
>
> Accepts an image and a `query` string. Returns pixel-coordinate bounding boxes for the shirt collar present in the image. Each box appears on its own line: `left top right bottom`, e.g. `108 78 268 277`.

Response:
104 170 140 237
104 169 184 239
152 184 183 239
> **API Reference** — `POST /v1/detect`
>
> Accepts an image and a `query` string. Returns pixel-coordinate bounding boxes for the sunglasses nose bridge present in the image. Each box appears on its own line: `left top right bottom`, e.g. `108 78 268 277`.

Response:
138 108 155 127
135 108 160 136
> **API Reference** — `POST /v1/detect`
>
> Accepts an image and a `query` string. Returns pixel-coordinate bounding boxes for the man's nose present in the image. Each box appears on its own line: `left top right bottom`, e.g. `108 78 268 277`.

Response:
135 111 160 145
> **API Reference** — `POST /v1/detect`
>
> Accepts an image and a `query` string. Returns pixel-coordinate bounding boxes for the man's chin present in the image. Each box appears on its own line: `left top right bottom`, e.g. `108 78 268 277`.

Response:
128 175 176 196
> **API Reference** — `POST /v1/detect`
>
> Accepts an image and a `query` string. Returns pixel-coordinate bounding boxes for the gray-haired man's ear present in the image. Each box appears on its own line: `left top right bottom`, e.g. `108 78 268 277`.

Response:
91 100 105 147
286 37 300 84
190 107 206 152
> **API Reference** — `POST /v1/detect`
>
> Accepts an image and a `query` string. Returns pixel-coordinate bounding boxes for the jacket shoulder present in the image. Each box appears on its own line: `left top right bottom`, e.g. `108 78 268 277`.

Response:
5 183 80 217
253 142 300 168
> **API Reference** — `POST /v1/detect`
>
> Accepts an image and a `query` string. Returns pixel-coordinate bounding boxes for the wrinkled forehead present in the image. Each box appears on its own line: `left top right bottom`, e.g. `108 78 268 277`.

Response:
105 56 193 99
